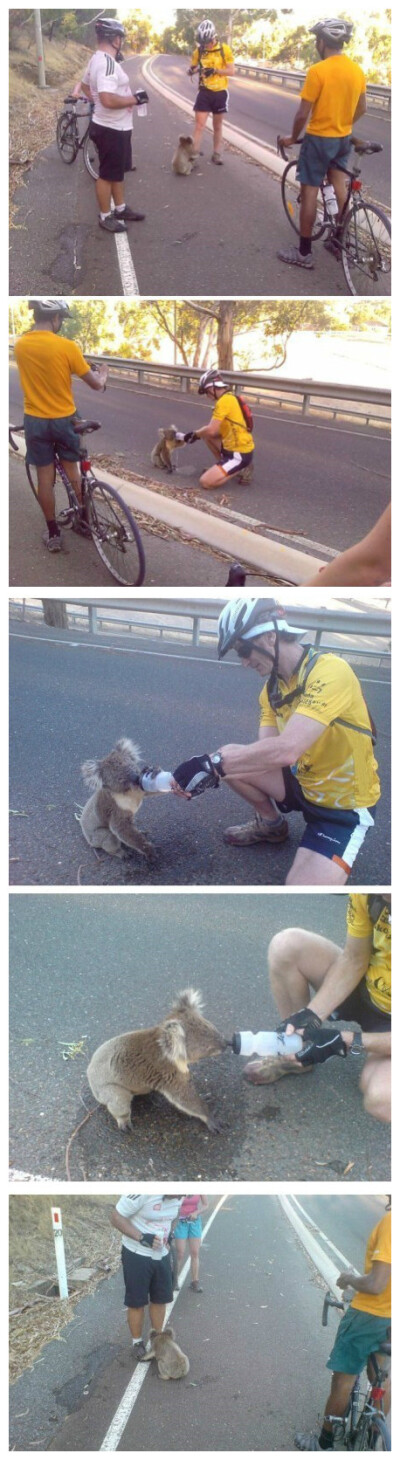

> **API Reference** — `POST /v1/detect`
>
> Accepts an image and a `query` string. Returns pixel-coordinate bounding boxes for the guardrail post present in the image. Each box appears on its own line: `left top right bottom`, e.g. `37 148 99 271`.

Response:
192 615 201 647
302 393 310 416
88 606 98 635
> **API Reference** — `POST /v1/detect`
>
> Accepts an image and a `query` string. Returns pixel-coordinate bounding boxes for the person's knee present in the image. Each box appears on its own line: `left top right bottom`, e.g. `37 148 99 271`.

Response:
360 1061 391 1123
268 928 303 976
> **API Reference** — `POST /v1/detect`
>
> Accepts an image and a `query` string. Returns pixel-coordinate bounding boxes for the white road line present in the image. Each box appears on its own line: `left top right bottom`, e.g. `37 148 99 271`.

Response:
100 1196 227 1452
8 633 390 687
289 1195 360 1272
114 229 140 296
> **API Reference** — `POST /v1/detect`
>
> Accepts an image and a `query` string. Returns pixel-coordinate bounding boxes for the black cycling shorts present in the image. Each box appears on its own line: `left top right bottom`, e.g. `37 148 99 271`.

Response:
89 122 132 182
121 1248 173 1308
194 86 228 114
276 767 376 872
220 448 254 477
334 980 391 1032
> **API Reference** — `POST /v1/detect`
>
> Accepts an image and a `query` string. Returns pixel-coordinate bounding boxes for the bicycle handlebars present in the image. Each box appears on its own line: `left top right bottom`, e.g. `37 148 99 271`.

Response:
277 133 383 162
322 1292 345 1327
9 426 24 451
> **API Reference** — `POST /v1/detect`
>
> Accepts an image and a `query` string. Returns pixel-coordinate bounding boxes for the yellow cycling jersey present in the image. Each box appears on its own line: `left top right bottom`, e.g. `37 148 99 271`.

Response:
212 393 254 453
191 41 233 91
14 331 90 418
258 649 380 811
351 1214 391 1320
346 894 391 1014
302 54 366 138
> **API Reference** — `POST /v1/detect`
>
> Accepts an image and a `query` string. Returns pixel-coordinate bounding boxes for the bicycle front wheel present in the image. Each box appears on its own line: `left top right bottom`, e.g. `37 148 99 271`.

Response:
281 159 328 240
86 479 146 585
83 129 99 180
56 114 79 164
341 202 391 296
353 1413 391 1450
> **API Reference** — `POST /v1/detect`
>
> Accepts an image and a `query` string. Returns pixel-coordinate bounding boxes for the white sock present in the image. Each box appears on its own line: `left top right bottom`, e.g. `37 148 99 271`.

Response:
99 211 112 221
132 1336 143 1346
115 203 125 213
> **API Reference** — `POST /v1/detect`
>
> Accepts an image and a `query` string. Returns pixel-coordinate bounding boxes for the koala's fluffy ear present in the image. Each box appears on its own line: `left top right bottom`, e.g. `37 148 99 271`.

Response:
158 428 166 440
81 758 101 791
158 1020 188 1067
178 134 186 144
115 738 142 765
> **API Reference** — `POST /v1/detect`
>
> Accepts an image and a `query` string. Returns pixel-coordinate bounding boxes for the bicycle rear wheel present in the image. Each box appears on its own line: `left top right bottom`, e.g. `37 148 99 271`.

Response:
281 159 328 240
83 129 99 180
56 113 79 164
86 478 146 585
353 1413 391 1450
341 202 391 296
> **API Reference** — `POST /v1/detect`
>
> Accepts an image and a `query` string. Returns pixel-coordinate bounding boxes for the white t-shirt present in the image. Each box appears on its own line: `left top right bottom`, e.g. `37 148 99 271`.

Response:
116 1195 183 1258
83 50 133 130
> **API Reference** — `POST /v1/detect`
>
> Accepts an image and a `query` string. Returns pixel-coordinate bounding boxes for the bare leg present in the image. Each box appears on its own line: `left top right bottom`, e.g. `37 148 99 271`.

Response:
127 1306 144 1340
36 463 56 522
212 113 224 155
193 110 208 152
188 1237 201 1282
223 768 286 821
149 1302 166 1333
285 847 349 886
268 927 341 1019
360 1057 391 1123
324 1372 358 1430
299 183 319 237
59 457 82 504
95 178 112 213
111 180 125 207
327 164 349 221
175 1238 187 1275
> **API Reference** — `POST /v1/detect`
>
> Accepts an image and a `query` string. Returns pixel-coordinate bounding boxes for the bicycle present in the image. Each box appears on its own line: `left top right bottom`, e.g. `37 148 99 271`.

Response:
9 420 145 587
277 135 391 296
321 1290 391 1450
56 97 99 180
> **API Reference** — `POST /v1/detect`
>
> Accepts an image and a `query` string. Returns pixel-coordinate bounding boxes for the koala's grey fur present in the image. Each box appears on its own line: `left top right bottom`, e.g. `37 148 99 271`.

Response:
172 135 197 175
87 988 229 1132
147 1326 190 1379
150 425 185 474
79 737 154 861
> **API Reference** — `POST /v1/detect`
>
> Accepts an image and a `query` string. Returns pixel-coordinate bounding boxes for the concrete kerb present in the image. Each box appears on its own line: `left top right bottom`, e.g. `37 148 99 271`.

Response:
9 437 324 584
142 56 287 180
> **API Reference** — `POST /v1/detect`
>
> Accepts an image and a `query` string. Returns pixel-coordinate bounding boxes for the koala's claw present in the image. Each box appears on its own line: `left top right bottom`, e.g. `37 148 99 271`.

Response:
207 1113 223 1134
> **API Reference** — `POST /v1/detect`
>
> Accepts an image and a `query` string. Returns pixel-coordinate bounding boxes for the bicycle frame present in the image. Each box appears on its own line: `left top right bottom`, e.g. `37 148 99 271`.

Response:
323 1292 390 1446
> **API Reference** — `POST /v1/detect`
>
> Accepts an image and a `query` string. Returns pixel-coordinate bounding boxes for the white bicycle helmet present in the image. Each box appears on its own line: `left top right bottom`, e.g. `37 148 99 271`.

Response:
217 597 304 660
310 18 353 43
28 298 71 317
196 19 217 45
198 367 229 395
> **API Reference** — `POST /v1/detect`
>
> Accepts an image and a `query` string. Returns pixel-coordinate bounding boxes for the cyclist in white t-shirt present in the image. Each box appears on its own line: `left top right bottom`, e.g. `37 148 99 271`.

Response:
79 17 147 234
111 1194 183 1359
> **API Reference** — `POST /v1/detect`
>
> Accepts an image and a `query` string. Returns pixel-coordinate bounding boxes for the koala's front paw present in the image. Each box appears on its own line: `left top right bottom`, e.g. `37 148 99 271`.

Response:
144 840 157 863
117 1117 133 1133
207 1112 223 1135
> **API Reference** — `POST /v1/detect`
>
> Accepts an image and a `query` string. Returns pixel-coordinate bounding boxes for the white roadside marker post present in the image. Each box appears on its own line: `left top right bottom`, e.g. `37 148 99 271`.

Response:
51 1207 69 1300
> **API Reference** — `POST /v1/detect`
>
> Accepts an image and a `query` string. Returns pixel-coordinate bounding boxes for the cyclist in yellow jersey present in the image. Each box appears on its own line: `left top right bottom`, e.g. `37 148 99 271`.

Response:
242 893 390 1122
189 19 235 164
14 299 107 552
180 368 254 489
296 1202 391 1451
212 598 381 886
277 17 366 270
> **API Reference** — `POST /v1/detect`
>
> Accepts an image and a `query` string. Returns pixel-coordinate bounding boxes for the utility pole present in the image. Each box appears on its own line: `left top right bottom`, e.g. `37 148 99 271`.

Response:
34 9 46 88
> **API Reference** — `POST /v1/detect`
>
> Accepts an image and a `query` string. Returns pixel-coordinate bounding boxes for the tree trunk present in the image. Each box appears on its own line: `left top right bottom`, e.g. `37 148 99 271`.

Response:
216 302 236 370
42 600 69 629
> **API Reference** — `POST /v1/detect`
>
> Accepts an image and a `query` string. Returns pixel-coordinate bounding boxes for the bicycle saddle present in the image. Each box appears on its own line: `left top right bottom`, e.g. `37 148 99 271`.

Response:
73 420 101 434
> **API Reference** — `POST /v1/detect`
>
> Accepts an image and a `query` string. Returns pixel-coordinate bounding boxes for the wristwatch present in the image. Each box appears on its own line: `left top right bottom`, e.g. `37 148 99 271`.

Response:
211 752 225 778
349 1030 364 1055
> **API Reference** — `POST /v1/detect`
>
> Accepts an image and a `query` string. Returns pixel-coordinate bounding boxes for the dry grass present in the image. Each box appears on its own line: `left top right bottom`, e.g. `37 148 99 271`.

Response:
9 31 91 221
9 1195 120 1383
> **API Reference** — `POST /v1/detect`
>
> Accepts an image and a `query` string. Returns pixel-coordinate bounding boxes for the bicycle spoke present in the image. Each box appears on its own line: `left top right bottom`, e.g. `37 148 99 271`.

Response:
86 480 145 586
341 203 391 296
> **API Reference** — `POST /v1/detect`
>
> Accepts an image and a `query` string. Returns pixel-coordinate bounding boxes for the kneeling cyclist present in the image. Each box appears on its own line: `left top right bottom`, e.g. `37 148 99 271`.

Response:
183 367 254 489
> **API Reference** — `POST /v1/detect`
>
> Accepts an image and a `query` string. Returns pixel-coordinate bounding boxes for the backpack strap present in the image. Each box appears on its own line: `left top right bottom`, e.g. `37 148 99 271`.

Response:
367 895 389 925
279 650 376 741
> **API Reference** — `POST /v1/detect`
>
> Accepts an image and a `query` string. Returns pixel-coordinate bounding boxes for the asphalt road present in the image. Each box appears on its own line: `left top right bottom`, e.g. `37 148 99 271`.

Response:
9 365 391 569
9 893 390 1181
9 57 377 298
9 623 391 889
9 1194 386 1451
154 55 391 208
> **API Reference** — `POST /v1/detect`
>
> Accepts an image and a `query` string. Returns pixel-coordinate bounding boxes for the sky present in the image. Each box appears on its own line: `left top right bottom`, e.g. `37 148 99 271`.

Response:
119 4 391 28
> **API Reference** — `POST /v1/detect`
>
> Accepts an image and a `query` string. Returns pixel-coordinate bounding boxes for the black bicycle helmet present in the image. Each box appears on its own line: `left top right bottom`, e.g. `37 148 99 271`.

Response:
310 18 353 43
198 367 229 395
95 17 126 40
28 298 71 318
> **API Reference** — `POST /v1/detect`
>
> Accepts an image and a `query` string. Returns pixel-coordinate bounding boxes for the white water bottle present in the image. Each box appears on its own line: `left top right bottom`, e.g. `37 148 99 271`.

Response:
137 103 147 116
232 1030 303 1057
140 769 173 793
322 182 338 218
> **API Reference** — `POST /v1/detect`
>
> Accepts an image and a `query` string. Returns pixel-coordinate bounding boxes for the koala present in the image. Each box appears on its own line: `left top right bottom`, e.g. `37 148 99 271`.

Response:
79 737 154 862
172 135 197 175
147 1327 190 1380
87 988 229 1133
150 425 185 475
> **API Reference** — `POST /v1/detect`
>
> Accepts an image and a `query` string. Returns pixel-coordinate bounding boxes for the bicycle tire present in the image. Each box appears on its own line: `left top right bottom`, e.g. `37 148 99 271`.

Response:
86 478 146 586
56 113 79 164
281 159 328 241
353 1412 391 1450
25 459 39 502
83 129 99 180
341 201 391 296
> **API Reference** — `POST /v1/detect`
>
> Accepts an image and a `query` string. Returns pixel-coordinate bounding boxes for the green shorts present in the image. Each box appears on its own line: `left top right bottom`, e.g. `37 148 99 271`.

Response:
327 1307 390 1375
24 413 81 467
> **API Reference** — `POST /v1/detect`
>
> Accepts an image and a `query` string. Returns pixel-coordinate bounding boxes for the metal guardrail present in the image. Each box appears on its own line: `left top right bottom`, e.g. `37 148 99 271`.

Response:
10 600 391 661
234 61 391 112
83 355 391 429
